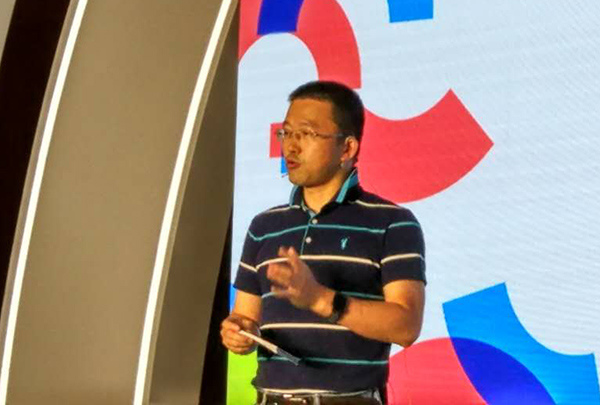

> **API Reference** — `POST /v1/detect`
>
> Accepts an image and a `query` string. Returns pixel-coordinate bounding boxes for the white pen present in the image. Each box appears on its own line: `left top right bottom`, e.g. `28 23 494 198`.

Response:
239 330 300 366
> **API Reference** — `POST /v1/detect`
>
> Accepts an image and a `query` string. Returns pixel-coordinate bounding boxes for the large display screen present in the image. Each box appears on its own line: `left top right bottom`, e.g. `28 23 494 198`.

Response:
228 1 600 403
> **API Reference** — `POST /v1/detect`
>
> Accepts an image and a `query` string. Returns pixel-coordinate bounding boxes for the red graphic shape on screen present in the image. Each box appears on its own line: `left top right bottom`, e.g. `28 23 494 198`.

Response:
387 338 486 404
270 123 283 158
239 0 361 89
357 90 493 202
241 0 494 202
239 0 263 60
294 0 361 88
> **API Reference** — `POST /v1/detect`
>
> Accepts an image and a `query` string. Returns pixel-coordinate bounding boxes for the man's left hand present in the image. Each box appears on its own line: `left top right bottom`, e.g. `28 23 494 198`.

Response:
266 246 332 313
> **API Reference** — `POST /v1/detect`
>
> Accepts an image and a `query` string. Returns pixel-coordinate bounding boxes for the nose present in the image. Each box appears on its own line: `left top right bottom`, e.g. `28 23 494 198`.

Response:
283 134 301 155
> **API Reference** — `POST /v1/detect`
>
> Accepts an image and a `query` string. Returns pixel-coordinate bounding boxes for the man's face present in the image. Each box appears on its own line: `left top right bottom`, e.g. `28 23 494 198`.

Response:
282 98 346 188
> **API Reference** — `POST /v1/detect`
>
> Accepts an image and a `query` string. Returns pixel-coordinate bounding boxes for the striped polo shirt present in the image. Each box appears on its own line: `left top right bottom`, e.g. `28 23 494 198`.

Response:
234 169 426 393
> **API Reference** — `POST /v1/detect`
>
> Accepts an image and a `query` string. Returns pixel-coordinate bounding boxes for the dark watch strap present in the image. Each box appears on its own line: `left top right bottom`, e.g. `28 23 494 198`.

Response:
326 292 348 324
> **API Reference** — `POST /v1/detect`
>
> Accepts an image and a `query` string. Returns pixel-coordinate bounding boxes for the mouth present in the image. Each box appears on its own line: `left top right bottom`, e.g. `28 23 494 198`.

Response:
285 159 300 170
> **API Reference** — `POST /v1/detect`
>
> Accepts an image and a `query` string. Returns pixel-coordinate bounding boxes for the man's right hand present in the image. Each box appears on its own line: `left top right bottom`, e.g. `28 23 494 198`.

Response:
220 313 259 355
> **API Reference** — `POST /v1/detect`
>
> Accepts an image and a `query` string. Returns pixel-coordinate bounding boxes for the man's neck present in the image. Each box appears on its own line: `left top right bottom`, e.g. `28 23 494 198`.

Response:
302 169 352 213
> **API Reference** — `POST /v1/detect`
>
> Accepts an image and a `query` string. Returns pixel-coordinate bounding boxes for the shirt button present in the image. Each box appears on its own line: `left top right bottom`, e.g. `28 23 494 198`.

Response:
305 236 312 244
311 218 318 224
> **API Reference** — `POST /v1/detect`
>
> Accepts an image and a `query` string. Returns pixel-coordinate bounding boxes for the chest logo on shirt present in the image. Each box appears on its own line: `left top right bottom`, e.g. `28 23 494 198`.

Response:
340 237 350 250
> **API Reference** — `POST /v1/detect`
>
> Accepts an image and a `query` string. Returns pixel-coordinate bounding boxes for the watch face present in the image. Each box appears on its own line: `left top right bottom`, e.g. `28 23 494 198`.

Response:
328 292 348 324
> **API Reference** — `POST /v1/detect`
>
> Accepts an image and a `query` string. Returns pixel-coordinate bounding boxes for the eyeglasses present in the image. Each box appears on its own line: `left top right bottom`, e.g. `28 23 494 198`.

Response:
276 127 345 143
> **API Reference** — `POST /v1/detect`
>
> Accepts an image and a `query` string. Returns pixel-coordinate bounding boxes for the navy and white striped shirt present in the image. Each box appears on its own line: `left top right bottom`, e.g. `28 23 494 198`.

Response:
234 170 426 393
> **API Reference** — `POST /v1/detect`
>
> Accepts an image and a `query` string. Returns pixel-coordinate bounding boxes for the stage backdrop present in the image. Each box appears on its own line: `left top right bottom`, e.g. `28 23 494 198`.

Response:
228 1 600 403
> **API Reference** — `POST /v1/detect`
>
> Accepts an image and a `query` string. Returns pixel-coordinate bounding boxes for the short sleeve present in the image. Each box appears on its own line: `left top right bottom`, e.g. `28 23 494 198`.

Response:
233 218 262 296
380 209 426 285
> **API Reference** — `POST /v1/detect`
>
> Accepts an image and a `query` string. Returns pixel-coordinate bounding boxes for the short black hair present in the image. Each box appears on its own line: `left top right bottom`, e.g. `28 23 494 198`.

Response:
288 81 365 142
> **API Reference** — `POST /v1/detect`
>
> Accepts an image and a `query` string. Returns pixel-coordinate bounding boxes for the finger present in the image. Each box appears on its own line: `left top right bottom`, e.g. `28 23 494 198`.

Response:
223 329 253 346
221 326 245 344
221 317 241 330
222 332 242 348
286 246 302 269
223 314 259 339
271 285 291 299
267 255 293 272
222 332 250 351
237 317 258 331
221 318 241 332
278 246 288 258
277 246 301 272
223 336 254 353
267 263 292 287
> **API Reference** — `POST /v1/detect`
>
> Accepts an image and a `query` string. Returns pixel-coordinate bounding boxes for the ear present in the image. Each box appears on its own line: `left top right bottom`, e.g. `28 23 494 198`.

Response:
342 136 359 162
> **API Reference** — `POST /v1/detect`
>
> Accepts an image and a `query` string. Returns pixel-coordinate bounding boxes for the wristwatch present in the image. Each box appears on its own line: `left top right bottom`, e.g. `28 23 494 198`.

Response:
326 292 348 324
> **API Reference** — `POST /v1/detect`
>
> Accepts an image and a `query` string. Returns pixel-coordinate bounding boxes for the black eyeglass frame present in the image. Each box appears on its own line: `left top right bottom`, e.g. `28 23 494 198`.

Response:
275 127 347 143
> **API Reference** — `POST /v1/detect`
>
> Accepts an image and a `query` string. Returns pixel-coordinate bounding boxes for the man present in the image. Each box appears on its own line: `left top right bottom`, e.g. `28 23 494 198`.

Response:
221 81 426 405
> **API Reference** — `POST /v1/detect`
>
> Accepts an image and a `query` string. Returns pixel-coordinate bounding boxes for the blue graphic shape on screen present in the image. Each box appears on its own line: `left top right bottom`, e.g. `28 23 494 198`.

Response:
229 284 236 311
444 283 600 405
450 337 554 404
258 0 304 35
387 0 433 23
280 157 288 175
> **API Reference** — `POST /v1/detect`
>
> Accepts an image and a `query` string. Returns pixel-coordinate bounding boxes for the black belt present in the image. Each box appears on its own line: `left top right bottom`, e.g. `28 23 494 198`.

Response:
256 389 382 405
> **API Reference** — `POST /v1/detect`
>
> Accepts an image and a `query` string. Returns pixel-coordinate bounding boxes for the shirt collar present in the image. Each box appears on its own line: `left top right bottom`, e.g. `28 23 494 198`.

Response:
289 168 361 208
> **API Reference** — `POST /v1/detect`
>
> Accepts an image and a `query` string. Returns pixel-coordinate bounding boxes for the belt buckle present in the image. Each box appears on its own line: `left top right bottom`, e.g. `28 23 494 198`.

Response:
282 393 311 404
260 393 310 405
286 395 309 404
